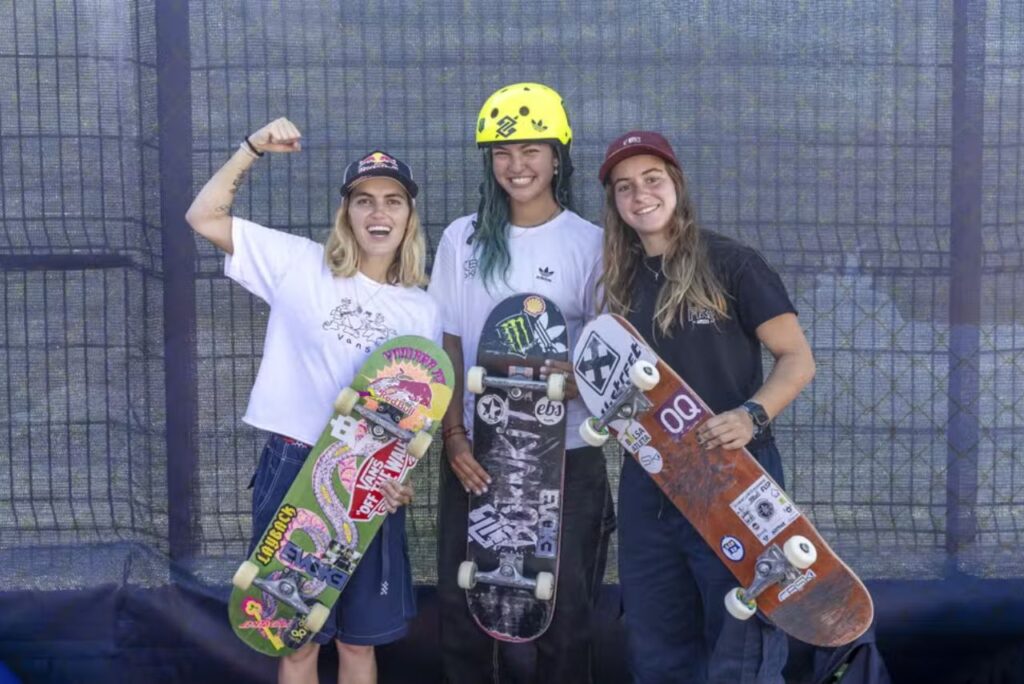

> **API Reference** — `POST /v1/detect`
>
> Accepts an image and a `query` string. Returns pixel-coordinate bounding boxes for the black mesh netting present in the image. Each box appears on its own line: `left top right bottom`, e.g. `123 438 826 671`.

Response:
1 0 1021 600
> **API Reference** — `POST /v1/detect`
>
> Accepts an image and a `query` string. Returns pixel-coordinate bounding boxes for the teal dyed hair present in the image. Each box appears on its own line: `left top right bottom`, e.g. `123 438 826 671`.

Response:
470 144 576 290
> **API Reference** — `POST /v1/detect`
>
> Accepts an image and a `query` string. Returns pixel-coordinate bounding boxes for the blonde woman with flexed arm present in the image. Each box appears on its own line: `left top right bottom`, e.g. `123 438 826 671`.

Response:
187 118 441 684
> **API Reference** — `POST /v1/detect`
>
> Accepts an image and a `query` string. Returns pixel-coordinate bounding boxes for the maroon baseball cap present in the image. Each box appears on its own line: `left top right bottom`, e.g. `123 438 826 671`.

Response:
598 130 681 184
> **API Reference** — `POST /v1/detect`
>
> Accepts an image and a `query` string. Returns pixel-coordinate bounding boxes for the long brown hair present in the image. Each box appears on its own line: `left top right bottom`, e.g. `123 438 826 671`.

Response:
599 163 729 335
323 196 428 287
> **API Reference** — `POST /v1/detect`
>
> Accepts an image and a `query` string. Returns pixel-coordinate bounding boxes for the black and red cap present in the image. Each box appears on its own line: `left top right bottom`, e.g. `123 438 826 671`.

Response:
341 150 419 199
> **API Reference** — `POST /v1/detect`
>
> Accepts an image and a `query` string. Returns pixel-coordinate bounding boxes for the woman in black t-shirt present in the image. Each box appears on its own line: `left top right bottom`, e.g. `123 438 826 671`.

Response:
597 130 816 683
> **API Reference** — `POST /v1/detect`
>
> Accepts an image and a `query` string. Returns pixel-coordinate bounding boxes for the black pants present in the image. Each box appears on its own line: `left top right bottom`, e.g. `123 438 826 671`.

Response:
437 445 615 684
618 440 789 683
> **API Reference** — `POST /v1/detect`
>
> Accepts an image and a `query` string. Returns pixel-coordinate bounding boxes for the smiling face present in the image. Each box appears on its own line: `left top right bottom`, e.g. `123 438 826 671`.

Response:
490 142 558 210
346 177 411 263
610 154 678 256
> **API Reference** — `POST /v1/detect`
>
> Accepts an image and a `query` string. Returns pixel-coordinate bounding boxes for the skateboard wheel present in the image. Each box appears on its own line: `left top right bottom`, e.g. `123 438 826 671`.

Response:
579 417 610 447
232 560 260 591
546 373 566 401
783 535 817 570
304 603 330 633
334 387 360 416
629 360 660 392
724 587 757 621
457 561 478 590
466 366 486 395
534 572 555 601
407 431 432 458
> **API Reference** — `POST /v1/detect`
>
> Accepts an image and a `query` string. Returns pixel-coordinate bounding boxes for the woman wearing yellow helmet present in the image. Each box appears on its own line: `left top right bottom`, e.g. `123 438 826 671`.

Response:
428 83 613 683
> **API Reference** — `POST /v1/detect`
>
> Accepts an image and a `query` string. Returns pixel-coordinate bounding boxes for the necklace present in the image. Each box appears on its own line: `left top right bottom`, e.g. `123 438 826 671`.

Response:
642 257 662 281
516 205 562 228
353 274 386 313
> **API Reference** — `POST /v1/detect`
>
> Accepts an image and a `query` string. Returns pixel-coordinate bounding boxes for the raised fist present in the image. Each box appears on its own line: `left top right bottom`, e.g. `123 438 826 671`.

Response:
248 117 302 153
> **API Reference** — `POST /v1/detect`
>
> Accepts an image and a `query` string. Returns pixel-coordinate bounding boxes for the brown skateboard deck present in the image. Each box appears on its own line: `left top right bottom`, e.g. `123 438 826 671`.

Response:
457 294 569 642
573 313 873 648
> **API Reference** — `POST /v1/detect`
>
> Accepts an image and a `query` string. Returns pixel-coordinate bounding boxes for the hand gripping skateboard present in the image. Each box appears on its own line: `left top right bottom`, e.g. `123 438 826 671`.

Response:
573 314 873 648
228 335 453 656
456 294 569 642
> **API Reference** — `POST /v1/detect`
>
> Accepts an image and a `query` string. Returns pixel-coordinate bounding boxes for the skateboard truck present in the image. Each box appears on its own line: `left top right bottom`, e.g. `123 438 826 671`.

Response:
232 564 332 634
252 569 312 616
334 388 434 458
466 366 566 402
457 549 556 601
724 535 818 620
579 360 660 447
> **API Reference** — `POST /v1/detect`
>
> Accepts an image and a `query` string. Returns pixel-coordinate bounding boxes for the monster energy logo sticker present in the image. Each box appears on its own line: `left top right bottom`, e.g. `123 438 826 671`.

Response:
498 315 534 357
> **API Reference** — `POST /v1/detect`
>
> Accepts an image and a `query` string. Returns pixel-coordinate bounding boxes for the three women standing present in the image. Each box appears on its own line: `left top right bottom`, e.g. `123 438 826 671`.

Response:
205 107 815 684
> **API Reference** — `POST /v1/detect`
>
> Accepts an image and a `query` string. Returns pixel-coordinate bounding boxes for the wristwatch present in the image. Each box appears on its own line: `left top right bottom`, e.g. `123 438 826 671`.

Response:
741 401 770 437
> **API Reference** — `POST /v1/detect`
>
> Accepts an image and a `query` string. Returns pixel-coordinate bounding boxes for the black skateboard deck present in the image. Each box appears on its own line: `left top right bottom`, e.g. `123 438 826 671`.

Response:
457 294 569 642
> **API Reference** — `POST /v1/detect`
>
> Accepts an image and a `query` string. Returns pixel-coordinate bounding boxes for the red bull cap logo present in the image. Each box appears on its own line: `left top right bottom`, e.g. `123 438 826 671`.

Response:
357 151 399 173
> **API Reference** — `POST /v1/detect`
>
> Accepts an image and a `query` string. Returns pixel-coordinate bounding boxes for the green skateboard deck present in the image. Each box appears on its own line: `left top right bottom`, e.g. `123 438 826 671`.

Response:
228 335 453 656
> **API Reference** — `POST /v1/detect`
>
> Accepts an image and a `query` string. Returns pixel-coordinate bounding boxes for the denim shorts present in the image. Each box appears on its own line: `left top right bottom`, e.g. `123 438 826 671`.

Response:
248 433 416 646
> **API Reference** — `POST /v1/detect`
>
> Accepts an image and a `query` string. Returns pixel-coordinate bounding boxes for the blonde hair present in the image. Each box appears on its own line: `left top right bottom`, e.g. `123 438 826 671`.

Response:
599 164 729 335
323 196 428 287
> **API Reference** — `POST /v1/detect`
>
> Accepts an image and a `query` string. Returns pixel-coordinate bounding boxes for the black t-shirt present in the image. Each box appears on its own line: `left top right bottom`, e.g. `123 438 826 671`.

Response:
625 231 796 415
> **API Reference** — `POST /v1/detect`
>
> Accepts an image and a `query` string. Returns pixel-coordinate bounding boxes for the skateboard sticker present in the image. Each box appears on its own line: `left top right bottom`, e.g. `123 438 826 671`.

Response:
468 503 540 550
239 597 289 648
279 539 350 590
574 330 621 395
655 389 706 439
619 420 652 455
729 476 799 545
495 307 568 358
362 349 453 431
637 445 663 474
779 569 817 602
349 440 417 521
533 397 565 426
477 394 508 426
720 535 745 562
535 489 560 559
255 504 299 565
311 442 361 549
509 364 535 379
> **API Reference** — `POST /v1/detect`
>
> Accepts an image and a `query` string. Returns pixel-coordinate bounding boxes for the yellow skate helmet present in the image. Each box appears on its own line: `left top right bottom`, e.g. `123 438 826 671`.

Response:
475 82 573 147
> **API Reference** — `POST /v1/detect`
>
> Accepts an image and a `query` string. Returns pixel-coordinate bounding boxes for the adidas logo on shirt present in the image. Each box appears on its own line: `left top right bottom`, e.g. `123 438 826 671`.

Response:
536 266 554 282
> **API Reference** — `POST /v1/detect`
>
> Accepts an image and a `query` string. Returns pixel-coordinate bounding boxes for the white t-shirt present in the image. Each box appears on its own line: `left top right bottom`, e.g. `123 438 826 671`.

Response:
225 217 442 445
427 210 603 449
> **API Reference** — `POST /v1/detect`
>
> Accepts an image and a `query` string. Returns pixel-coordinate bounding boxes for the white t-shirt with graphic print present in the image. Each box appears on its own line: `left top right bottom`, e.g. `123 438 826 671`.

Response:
427 210 603 450
225 217 442 445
